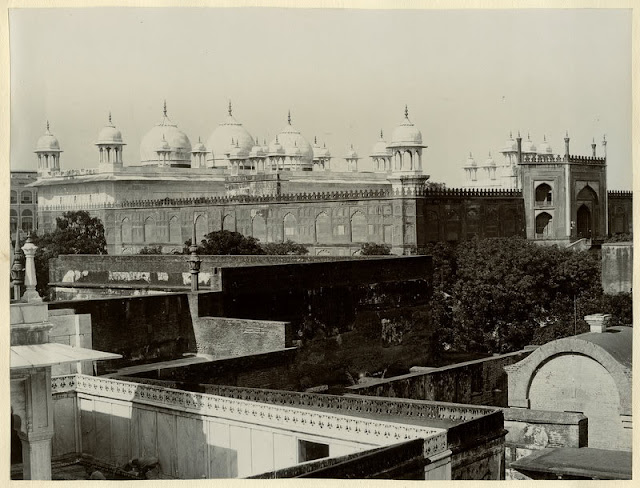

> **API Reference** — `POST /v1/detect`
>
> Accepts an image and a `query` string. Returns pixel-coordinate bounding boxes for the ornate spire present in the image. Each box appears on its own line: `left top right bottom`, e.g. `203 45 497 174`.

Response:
276 135 279 143
404 105 409 118
287 110 291 125
543 134 546 142
314 136 317 145
517 130 521 138
163 100 167 117
108 111 112 124
46 120 50 133
380 129 384 139
509 131 513 139
527 132 531 140
228 100 232 116
565 130 569 138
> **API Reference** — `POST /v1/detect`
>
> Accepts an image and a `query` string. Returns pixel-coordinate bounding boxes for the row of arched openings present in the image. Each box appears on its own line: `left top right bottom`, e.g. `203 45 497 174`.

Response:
10 209 33 233
10 191 34 204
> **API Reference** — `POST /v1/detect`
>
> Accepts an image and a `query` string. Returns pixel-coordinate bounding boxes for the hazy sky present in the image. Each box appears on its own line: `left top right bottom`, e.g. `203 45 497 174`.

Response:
9 7 633 188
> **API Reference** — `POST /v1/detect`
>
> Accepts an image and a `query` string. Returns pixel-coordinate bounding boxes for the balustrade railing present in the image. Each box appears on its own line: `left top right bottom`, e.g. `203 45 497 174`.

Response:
52 374 448 450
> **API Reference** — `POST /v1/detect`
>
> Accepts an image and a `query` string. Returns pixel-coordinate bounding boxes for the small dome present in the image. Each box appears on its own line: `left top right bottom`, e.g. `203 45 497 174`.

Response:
191 137 207 153
501 132 517 152
229 141 249 160
466 152 476 168
485 152 496 166
35 122 61 152
522 133 537 153
250 141 266 158
538 135 553 154
140 102 192 163
271 111 313 165
206 102 254 164
268 135 285 156
345 144 359 159
371 130 391 157
312 137 322 160
389 106 424 147
288 141 302 157
96 113 123 145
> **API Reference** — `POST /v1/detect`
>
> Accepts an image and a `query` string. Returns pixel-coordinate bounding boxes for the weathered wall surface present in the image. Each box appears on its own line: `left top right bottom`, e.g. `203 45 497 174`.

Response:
503 408 587 480
607 191 633 235
47 293 201 373
347 350 532 407
48 309 93 375
601 242 633 294
191 317 290 358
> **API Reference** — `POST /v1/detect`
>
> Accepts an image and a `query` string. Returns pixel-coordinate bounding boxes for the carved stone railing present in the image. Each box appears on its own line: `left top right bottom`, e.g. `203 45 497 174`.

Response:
52 374 447 450
51 374 77 393
521 154 565 163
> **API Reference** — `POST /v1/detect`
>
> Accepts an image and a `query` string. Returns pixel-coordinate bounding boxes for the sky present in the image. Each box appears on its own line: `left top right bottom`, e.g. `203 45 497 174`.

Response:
8 7 633 189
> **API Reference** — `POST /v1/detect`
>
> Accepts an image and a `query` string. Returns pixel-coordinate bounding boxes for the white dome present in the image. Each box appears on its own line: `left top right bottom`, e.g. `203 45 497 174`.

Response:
319 143 331 158
229 141 250 160
312 137 322 160
272 112 313 164
35 122 61 152
522 134 537 153
268 136 285 156
206 103 254 164
140 103 192 163
371 130 391 157
466 152 476 167
501 132 517 153
485 152 496 166
250 142 266 158
389 106 423 147
192 137 207 153
538 135 553 154
345 145 359 159
96 114 123 145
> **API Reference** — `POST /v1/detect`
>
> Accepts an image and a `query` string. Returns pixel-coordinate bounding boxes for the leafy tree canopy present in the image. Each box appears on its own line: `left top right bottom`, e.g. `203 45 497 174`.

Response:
359 242 392 256
138 245 164 255
261 240 309 255
187 230 265 255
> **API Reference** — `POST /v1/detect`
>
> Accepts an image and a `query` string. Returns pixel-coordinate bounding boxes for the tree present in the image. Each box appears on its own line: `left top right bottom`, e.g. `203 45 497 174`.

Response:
138 245 164 255
32 211 107 298
261 240 309 255
359 242 392 256
187 230 265 255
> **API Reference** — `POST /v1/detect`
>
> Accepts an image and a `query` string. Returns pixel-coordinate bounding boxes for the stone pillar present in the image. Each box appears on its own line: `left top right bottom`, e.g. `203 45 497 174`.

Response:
19 432 53 480
21 234 42 302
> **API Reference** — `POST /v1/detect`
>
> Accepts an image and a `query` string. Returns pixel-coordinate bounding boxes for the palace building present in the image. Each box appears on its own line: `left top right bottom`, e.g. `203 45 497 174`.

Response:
29 103 631 254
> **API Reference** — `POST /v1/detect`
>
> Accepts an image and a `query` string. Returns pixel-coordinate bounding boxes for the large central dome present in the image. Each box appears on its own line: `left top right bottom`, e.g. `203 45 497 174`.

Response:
206 102 254 167
270 111 313 165
139 102 192 164
389 106 424 147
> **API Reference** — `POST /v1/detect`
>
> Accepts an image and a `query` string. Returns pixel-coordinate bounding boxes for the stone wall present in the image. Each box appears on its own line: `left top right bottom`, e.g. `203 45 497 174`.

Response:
48 309 93 375
601 242 633 294
503 408 587 480
347 350 532 407
607 191 633 235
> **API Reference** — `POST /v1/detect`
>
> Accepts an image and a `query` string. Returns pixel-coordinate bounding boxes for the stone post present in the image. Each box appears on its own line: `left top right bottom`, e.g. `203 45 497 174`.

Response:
21 233 42 302
11 233 25 300
19 432 53 480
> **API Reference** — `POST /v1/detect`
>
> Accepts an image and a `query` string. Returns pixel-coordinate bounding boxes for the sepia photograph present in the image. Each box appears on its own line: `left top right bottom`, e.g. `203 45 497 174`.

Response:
4 0 636 482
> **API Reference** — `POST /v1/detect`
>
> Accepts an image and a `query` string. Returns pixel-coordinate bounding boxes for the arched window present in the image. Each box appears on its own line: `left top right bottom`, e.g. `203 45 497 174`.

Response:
315 212 331 243
577 185 598 203
10 191 17 204
144 217 156 243
21 191 33 204
10 209 18 234
535 212 553 238
168 216 181 244
535 183 552 205
222 214 235 232
252 214 267 242
121 217 132 243
350 211 367 243
195 215 208 243
21 209 33 233
283 213 297 239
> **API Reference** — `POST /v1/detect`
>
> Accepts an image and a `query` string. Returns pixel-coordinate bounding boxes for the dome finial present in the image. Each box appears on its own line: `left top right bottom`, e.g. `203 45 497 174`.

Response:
517 130 521 138
228 100 232 116
527 132 531 140
380 129 384 139
509 131 513 139
543 134 547 142
163 100 167 117
404 105 409 118
315 135 317 145
275 135 279 143
469 151 472 157
108 111 112 124
288 110 291 125
46 120 50 132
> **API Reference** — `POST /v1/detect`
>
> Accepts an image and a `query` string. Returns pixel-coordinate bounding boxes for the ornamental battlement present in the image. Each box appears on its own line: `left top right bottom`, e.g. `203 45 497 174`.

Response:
568 155 606 164
608 190 633 198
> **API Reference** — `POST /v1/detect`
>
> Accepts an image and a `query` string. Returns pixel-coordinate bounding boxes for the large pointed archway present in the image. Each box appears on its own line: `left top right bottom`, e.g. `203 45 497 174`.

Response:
577 204 592 239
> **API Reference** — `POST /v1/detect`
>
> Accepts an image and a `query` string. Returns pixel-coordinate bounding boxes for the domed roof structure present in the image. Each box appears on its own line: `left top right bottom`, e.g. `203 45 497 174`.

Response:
157 135 171 151
271 111 313 164
140 102 192 163
500 132 517 153
319 142 331 159
268 135 285 156
206 102 254 165
250 140 266 158
345 144 359 159
191 136 207 153
371 129 391 157
465 152 477 168
522 133 537 153
35 121 62 152
485 152 496 166
538 135 553 154
388 106 424 148
96 113 124 145
229 140 250 160
312 136 322 160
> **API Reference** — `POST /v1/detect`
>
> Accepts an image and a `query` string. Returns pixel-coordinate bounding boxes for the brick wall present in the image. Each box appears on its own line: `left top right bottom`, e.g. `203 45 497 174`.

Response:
347 350 532 407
